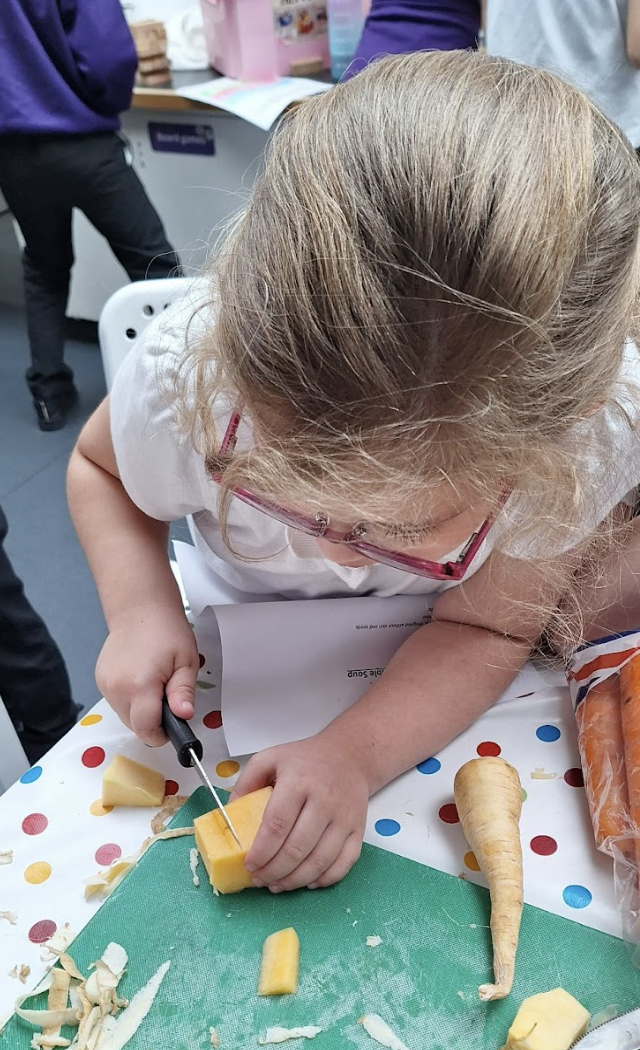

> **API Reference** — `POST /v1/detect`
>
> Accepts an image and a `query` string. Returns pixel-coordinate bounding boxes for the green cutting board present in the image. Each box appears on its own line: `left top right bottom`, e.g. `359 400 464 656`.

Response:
4 787 640 1049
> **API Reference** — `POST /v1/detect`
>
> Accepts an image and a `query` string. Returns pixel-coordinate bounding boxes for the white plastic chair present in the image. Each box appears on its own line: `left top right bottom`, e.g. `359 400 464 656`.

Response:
0 695 29 794
98 277 190 390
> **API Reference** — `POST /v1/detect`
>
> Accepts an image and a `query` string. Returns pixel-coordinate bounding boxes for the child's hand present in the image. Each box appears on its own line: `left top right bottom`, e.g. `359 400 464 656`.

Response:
95 603 200 747
230 733 370 892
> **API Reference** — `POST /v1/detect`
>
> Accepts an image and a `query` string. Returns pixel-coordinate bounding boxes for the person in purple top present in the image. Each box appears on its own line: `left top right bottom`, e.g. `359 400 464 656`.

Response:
347 0 480 77
0 0 182 430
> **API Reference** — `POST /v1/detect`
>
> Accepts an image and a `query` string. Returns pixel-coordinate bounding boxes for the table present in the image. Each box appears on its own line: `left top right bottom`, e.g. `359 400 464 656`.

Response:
0 648 619 1029
132 69 218 113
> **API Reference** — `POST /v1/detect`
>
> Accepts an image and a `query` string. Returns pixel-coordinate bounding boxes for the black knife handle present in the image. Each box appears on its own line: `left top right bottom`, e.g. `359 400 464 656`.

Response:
161 694 203 768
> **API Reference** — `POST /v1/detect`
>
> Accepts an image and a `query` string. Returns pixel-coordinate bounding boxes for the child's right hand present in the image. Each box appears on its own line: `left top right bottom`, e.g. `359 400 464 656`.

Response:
95 603 200 747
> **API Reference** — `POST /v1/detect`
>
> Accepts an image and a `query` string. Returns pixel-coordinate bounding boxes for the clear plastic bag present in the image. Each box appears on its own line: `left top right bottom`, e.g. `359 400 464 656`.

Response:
567 630 640 962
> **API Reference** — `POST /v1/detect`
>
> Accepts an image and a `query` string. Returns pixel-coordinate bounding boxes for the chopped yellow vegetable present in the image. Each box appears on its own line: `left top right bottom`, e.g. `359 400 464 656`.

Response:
502 988 590 1050
102 754 165 807
194 787 273 894
258 928 300 996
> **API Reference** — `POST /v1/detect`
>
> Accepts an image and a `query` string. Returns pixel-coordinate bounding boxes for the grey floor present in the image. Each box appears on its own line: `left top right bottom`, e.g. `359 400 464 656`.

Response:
0 303 190 715
1 305 109 711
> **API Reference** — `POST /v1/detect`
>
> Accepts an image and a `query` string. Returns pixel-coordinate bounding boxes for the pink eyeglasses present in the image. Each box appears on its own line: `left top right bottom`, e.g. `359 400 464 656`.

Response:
209 410 510 581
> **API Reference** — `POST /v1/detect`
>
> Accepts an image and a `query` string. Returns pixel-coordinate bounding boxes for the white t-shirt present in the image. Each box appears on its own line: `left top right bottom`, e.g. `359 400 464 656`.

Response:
486 0 640 147
110 293 640 602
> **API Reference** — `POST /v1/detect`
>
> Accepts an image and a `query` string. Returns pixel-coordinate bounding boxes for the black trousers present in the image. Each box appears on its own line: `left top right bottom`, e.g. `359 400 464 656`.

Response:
0 131 181 377
0 504 79 764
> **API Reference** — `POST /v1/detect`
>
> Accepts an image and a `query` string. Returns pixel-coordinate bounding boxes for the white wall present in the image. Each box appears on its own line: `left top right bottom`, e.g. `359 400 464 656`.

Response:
121 0 198 23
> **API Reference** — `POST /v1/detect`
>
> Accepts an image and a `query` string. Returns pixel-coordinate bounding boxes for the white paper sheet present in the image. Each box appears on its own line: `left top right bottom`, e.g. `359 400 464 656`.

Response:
177 540 555 757
215 594 429 755
178 76 331 129
211 597 556 756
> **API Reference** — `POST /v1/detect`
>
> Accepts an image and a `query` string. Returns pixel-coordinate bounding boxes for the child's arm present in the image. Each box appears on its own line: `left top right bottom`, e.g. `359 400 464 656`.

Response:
232 551 572 892
67 398 200 744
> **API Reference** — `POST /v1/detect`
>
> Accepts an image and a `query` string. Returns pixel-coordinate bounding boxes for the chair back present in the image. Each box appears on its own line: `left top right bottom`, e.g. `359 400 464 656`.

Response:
98 277 189 389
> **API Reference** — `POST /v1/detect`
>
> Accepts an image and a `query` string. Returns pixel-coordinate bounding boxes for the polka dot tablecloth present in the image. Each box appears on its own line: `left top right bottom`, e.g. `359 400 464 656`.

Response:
0 656 618 1025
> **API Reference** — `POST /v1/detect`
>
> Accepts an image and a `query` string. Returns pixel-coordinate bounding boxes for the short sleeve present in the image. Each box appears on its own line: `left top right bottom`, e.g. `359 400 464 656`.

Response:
109 288 219 522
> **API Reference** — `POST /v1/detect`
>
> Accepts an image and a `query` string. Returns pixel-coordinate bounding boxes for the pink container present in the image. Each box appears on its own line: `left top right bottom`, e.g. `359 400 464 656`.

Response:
200 0 329 81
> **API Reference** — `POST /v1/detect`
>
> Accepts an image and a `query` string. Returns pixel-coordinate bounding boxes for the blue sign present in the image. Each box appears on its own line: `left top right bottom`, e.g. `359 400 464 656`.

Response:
148 122 215 156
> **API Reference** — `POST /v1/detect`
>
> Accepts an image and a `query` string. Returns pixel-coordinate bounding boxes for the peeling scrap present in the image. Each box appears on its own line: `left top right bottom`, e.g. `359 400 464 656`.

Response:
151 796 189 836
358 1014 409 1050
13 942 169 1050
84 828 194 901
257 1026 323 1043
190 848 200 887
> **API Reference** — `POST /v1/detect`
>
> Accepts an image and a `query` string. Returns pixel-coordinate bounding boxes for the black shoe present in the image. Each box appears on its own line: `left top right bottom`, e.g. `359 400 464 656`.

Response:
27 367 79 431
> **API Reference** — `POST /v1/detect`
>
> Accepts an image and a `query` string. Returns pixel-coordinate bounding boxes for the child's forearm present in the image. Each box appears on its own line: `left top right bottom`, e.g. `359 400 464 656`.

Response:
320 619 532 795
67 446 183 629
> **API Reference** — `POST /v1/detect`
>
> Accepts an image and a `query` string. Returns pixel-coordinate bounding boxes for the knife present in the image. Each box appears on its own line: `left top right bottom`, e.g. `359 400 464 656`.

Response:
572 1007 640 1048
161 694 242 848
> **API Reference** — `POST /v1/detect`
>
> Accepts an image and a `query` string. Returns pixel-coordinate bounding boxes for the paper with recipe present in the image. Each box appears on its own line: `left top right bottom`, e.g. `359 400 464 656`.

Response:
215 594 430 755
202 593 552 757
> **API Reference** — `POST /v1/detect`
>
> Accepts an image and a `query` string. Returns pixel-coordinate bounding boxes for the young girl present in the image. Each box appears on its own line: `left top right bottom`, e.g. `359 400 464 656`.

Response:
68 50 640 896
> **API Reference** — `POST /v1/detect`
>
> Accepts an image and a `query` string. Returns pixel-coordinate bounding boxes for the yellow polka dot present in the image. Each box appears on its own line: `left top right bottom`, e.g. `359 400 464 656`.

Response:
463 851 480 872
24 861 52 884
216 760 240 778
80 713 103 727
90 799 113 816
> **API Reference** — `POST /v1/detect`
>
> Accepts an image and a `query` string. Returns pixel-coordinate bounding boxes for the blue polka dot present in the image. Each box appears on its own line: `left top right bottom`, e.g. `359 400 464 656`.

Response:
416 757 441 775
374 818 401 837
536 724 561 742
20 766 43 785
563 884 592 909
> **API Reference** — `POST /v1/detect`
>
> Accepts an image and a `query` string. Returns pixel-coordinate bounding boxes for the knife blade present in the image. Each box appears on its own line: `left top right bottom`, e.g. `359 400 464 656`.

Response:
572 1007 640 1048
161 695 242 848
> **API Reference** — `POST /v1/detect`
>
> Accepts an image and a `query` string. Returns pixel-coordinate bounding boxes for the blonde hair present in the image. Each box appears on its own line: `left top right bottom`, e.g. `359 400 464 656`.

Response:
179 50 640 567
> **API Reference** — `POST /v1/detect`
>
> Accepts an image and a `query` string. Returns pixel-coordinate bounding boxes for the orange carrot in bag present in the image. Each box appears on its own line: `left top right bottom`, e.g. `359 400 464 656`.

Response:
620 655 640 872
576 675 630 850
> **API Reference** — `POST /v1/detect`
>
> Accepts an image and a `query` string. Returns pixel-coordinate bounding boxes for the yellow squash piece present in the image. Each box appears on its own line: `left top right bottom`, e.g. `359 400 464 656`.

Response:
102 754 165 807
502 988 590 1050
258 928 300 996
194 786 273 894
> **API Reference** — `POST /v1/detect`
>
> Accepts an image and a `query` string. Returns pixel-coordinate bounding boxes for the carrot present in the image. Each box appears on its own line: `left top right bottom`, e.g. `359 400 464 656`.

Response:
453 756 523 1001
620 655 640 876
575 675 631 851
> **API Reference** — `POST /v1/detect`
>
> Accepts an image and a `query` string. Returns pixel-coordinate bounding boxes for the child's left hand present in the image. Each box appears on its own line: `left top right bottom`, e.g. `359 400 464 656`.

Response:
229 732 370 892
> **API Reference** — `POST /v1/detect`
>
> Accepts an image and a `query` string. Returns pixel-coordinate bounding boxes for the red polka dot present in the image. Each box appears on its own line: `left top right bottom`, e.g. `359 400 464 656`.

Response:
164 780 179 796
28 919 57 944
439 803 460 824
95 843 122 866
530 834 558 856
199 653 206 668
476 741 502 757
81 746 105 768
203 710 223 730
564 767 585 788
21 813 48 836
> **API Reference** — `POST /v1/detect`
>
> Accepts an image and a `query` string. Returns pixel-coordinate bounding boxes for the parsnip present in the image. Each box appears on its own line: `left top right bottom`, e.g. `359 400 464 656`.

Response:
453 756 523 1001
